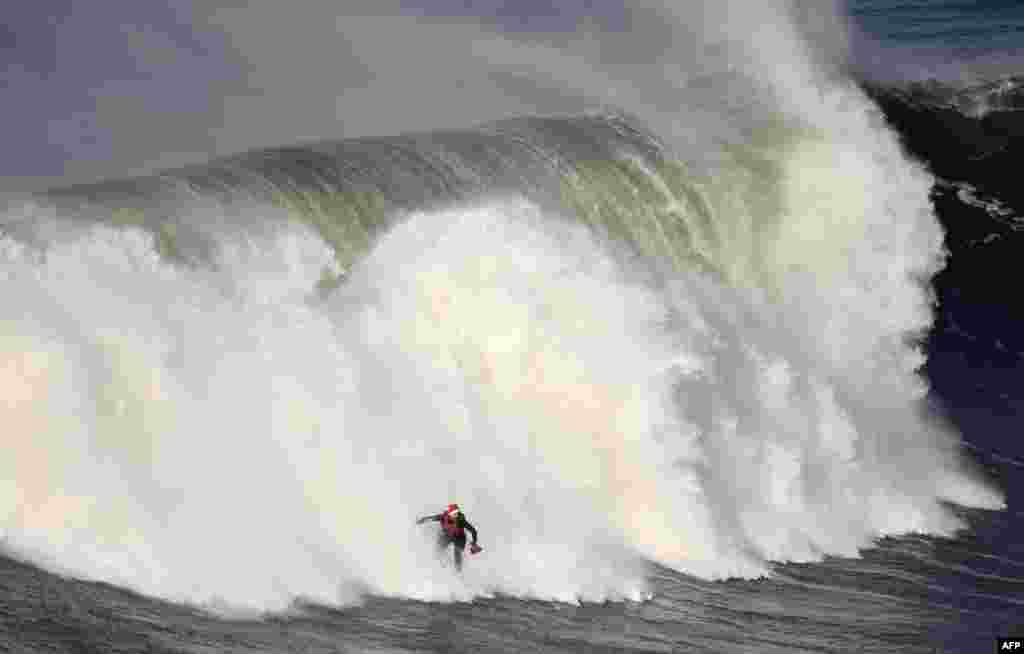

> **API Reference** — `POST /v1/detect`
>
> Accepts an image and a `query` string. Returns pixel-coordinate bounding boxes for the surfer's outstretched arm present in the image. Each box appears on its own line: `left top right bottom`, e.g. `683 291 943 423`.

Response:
416 513 443 525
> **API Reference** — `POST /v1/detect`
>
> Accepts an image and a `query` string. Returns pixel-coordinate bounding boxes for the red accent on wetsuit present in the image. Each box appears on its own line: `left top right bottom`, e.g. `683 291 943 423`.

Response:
441 513 464 539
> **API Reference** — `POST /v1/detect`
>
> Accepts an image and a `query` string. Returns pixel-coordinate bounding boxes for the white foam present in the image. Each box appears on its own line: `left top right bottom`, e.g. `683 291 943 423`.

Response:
0 185 1003 611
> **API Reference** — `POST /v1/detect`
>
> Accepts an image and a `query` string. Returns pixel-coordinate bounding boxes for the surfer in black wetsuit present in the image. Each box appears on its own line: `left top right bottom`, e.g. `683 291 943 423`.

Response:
416 504 481 571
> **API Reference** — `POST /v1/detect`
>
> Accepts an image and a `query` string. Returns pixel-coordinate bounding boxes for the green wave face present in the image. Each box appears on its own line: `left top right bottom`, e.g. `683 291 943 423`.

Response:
40 113 824 299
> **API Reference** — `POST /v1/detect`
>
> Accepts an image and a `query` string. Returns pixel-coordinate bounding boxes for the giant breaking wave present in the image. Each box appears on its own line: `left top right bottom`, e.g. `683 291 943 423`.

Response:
0 2 1005 611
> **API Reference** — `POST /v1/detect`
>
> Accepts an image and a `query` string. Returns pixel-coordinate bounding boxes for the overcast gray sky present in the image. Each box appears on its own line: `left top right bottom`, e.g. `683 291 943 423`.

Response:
0 1 635 191
1 0 233 187
1 1 850 192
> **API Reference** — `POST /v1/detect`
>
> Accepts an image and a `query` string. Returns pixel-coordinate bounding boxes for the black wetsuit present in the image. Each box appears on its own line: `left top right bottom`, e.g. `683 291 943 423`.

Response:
417 513 478 571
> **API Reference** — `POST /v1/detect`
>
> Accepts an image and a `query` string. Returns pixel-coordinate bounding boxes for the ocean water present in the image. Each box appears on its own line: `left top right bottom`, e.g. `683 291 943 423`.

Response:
852 0 1024 53
1 1 1023 653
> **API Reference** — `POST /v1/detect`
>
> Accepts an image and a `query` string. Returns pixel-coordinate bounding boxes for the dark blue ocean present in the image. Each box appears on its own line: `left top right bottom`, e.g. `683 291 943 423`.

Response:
856 3 1024 646
852 0 1024 53
1 2 1023 653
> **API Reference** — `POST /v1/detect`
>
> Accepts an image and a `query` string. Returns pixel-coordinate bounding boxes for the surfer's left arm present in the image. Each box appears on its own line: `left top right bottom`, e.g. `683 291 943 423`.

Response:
461 517 478 544
416 513 443 525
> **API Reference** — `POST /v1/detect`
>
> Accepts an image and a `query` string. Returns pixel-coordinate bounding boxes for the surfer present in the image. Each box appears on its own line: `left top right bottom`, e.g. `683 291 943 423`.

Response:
416 504 481 571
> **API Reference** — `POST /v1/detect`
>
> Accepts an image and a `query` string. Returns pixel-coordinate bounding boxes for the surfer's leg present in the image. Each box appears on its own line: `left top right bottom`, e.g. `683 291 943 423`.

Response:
452 535 467 572
436 531 451 562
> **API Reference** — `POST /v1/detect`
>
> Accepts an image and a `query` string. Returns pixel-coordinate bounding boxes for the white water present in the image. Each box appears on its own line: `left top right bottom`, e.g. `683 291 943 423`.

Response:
0 179 1004 610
